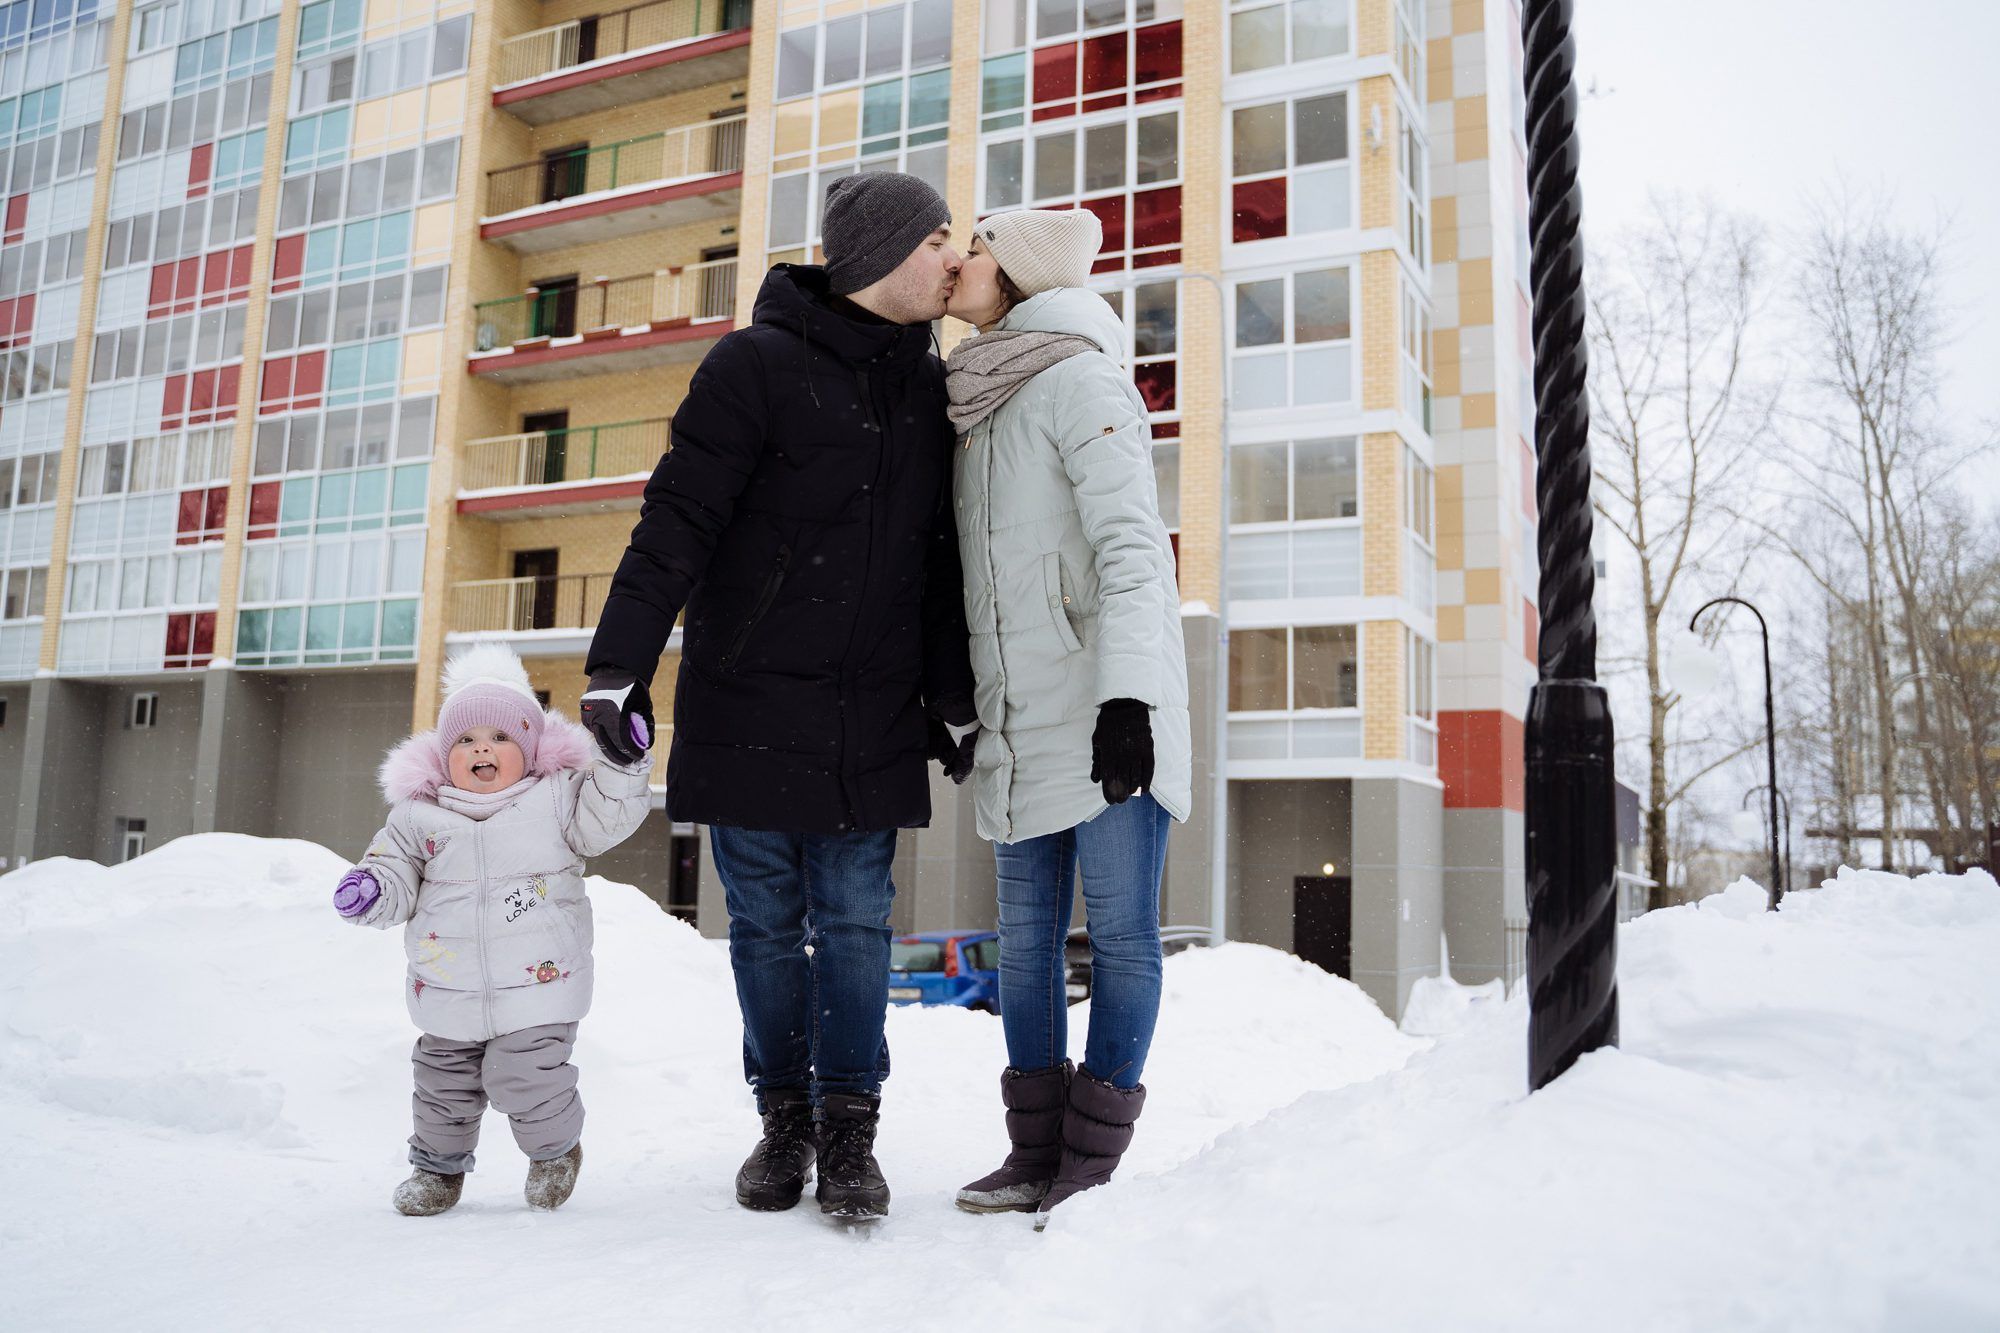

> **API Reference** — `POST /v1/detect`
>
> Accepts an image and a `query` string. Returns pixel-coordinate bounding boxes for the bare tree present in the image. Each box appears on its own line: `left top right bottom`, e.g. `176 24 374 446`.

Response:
1587 195 1777 907
1775 193 1992 870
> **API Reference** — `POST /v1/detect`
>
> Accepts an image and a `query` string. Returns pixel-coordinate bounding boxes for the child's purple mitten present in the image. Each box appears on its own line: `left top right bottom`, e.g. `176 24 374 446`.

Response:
334 868 380 917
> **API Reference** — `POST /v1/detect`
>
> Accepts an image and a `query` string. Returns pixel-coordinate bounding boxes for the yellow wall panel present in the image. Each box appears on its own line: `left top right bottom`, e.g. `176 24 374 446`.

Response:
426 77 466 128
402 330 442 388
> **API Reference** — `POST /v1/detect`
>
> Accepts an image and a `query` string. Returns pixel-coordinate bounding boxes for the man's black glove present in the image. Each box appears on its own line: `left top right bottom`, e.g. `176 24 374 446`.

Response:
579 670 653 765
927 714 976 785
1090 698 1153 805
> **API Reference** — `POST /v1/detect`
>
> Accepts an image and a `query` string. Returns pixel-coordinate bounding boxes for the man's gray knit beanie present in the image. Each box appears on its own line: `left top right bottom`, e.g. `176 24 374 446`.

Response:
822 171 951 295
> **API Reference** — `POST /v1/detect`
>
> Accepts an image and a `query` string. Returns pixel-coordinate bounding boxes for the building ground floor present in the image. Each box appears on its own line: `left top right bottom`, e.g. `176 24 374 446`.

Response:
1 618 1532 1020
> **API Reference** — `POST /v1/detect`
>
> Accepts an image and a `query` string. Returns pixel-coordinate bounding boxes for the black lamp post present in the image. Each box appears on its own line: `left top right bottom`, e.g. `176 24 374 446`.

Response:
1740 784 1791 894
1522 0 1619 1092
1691 596 1781 907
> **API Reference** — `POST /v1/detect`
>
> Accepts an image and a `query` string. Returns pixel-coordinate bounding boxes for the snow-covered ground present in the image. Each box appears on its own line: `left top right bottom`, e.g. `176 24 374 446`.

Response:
3 837 1997 1331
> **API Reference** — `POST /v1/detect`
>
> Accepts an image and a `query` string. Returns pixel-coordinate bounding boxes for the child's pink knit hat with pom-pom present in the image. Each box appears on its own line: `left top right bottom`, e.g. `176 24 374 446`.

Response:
435 643 544 769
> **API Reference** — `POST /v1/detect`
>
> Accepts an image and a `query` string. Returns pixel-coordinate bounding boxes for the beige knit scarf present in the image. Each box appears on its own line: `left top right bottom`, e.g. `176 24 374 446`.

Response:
944 329 1097 432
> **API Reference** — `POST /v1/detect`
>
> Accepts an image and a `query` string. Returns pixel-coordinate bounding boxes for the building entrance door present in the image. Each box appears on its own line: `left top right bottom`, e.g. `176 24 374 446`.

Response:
1293 875 1352 978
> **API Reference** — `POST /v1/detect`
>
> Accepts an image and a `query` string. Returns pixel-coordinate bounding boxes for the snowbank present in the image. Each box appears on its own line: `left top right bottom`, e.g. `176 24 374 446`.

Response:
3 842 1996 1331
0 835 1416 1329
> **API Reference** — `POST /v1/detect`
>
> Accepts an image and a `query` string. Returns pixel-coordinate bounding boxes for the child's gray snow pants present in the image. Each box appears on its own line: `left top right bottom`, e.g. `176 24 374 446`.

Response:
407 1022 582 1173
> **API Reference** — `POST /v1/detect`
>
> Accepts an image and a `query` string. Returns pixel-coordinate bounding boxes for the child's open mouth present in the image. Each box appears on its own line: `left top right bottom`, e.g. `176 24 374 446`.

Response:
471 762 497 782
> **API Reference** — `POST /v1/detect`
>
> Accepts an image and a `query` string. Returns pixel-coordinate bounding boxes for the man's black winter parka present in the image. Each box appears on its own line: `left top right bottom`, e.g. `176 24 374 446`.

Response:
586 265 975 834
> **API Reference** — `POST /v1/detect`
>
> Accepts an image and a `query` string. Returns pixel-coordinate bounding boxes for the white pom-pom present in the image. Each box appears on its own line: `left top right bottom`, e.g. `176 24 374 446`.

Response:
440 641 538 703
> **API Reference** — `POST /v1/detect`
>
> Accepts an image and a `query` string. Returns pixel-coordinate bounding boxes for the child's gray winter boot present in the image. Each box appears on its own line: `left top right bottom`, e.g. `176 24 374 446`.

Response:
525 1142 583 1210
393 1168 465 1217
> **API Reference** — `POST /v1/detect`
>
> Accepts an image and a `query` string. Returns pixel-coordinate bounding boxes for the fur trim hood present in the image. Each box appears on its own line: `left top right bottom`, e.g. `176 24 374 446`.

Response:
378 711 597 805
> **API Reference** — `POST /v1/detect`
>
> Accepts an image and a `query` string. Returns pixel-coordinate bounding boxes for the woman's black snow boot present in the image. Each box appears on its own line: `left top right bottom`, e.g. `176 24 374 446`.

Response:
1036 1065 1146 1223
956 1061 1072 1213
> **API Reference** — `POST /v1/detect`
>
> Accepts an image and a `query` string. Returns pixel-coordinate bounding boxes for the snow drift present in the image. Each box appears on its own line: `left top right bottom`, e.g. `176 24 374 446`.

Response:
2 840 1996 1331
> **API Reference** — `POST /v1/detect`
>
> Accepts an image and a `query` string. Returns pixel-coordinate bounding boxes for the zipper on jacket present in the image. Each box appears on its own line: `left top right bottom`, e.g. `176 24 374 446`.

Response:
831 368 889 830
474 823 492 1037
720 545 791 672
975 417 1017 838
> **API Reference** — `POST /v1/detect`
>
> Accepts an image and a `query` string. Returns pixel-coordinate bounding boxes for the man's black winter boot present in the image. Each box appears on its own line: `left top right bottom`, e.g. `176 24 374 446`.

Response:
815 1091 890 1220
736 1087 816 1211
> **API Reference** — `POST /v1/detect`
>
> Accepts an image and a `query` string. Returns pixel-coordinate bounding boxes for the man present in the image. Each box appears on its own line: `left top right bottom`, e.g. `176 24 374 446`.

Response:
579 172 977 1221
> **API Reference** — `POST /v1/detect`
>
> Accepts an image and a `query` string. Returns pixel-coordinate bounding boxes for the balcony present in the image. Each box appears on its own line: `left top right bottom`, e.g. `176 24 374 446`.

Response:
494 0 752 126
481 115 745 253
457 417 669 518
446 572 684 657
468 257 734 383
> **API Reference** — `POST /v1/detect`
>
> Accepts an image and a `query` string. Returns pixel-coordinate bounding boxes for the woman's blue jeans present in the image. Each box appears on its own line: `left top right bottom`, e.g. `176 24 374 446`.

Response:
992 793 1171 1089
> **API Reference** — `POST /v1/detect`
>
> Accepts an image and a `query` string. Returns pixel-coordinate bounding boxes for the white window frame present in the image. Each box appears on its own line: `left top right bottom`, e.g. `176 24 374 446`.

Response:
1405 626 1436 768
1225 0 1353 75
1228 434 1363 606
128 690 160 729
120 816 148 862
1229 262 1357 413
1225 87 1354 243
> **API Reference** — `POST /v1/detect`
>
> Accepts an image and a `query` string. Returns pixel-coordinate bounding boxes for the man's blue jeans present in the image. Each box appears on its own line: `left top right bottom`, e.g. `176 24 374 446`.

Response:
992 794 1171 1089
709 825 897 1107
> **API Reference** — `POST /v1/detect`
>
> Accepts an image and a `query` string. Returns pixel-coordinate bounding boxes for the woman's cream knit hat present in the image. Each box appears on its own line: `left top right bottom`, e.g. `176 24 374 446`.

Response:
979 209 1104 297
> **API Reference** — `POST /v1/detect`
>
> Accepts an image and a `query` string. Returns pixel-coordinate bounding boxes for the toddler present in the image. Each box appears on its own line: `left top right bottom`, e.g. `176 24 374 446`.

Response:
335 644 652 1215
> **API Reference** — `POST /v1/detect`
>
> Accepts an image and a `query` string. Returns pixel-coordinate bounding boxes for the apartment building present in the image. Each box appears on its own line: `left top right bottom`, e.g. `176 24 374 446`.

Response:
1 0 1538 1016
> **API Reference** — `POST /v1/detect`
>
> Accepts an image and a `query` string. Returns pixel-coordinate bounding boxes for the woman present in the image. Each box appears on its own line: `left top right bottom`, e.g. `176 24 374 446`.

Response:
940 209 1191 1220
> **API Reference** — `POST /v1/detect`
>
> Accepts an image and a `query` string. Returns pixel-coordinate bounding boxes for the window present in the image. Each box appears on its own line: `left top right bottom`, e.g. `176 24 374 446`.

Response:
1401 281 1432 431
1098 281 1180 527
129 690 160 729
1228 624 1362 760
1404 443 1433 612
1233 266 1352 410
1228 0 1347 73
1231 91 1347 242
0 565 46 618
120 817 148 862
765 75 951 262
1393 0 1424 101
978 5 1182 129
1406 627 1436 767
1229 436 1360 602
1398 105 1428 267
982 109 1180 271
776 0 952 102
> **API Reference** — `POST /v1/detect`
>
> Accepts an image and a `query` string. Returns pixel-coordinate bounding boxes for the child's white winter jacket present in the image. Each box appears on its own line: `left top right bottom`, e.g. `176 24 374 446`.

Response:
345 718 651 1042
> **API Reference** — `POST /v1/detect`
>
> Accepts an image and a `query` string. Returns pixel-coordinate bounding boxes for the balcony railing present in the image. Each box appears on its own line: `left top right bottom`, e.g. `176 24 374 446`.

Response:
450 572 615 634
496 0 751 87
460 418 670 492
486 115 745 218
472 257 735 352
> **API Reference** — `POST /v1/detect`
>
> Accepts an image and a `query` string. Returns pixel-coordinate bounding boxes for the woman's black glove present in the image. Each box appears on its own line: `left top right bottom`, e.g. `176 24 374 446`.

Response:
1090 698 1153 805
927 714 976 785
579 670 653 765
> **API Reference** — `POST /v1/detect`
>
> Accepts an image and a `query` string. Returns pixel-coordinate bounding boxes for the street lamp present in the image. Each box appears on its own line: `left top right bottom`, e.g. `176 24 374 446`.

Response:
1522 0 1619 1092
1690 595 1781 908
1740 784 1791 894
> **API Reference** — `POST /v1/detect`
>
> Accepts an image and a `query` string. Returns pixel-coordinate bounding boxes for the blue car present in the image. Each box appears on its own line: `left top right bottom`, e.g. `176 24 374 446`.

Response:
887 931 1001 1010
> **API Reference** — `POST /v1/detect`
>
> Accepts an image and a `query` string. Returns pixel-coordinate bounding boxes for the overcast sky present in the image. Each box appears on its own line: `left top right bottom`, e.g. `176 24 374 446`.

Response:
1571 0 2000 433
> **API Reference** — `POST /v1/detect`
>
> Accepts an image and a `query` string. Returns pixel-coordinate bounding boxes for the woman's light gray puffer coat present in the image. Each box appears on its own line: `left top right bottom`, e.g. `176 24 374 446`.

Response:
345 719 652 1042
953 286 1191 844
